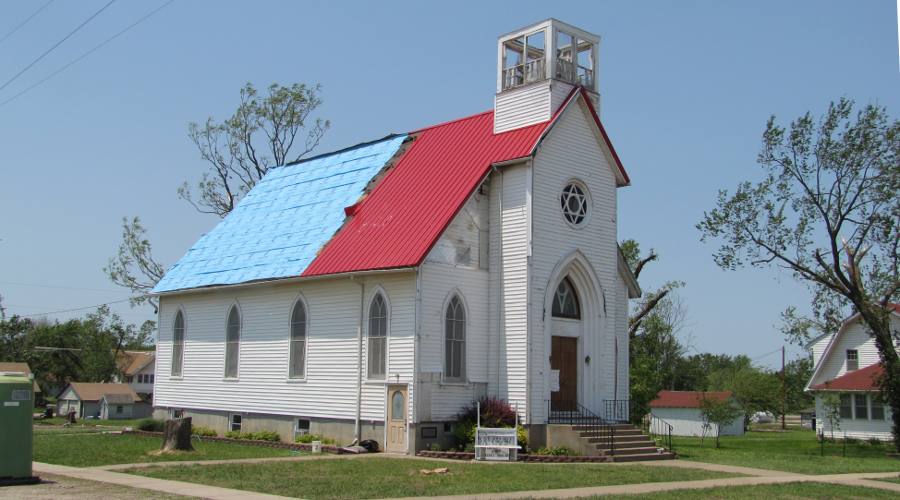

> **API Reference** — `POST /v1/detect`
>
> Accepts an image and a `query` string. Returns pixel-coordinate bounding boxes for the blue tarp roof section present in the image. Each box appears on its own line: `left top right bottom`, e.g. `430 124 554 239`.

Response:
152 134 408 293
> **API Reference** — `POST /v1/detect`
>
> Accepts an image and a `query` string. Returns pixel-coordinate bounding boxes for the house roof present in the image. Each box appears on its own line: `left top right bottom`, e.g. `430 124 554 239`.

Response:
116 351 155 376
650 390 734 409
102 393 137 405
806 303 900 390
0 362 40 392
152 135 408 293
64 382 141 403
810 363 883 391
155 87 630 290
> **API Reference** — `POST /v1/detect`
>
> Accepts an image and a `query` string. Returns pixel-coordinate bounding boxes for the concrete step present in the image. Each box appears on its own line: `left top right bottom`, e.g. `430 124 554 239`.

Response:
601 446 663 456
611 451 676 462
586 435 655 445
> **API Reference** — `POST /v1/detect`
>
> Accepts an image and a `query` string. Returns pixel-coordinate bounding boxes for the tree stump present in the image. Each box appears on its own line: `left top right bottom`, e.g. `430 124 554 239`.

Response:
161 417 194 452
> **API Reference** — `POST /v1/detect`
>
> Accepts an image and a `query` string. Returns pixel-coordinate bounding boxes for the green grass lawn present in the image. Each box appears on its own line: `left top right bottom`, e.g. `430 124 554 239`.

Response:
671 429 900 474
33 432 293 467
599 482 900 499
128 457 738 500
875 474 900 484
34 417 149 428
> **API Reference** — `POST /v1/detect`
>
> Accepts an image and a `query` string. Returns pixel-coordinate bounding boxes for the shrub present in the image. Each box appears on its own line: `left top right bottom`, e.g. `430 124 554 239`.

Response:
246 430 281 442
192 426 218 437
517 426 528 450
452 397 522 450
224 430 242 439
137 419 164 432
428 442 443 451
868 437 883 446
533 446 577 456
294 433 336 445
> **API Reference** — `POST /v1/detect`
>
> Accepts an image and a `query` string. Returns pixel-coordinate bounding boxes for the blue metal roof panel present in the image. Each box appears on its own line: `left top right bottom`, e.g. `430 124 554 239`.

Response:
153 135 407 293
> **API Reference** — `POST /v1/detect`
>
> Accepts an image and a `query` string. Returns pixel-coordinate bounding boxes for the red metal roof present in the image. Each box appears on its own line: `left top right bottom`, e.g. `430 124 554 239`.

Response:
303 87 629 277
650 391 734 409
811 363 883 391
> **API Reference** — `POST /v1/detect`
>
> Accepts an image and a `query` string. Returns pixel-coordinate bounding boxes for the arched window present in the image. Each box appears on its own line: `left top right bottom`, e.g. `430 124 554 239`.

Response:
552 277 580 319
225 305 241 378
367 293 388 379
289 299 307 379
171 310 185 377
444 295 466 380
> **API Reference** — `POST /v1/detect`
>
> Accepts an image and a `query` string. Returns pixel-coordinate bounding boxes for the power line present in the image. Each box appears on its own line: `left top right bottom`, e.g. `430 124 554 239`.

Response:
0 0 116 93
0 0 54 46
17 297 137 318
0 0 174 108
0 280 122 293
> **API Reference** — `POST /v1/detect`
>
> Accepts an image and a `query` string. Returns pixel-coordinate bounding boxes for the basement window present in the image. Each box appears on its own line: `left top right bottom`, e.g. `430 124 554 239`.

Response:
230 414 242 432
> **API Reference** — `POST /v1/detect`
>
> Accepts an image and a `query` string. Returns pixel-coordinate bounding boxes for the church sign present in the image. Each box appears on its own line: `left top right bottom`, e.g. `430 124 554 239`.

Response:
474 427 518 461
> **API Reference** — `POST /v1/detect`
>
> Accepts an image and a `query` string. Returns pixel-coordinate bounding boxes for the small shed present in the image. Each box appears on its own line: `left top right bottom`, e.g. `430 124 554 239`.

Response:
56 382 142 420
649 390 744 437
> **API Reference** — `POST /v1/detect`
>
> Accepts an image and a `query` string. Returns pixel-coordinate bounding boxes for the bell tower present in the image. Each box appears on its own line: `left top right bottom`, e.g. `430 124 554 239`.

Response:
494 19 599 134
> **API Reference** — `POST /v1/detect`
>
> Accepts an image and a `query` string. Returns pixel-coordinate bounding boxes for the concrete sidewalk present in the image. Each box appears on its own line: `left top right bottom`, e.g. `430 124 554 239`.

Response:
32 462 292 500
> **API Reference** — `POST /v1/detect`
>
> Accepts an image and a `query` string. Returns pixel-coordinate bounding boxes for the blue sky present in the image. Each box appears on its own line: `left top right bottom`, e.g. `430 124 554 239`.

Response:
0 0 897 368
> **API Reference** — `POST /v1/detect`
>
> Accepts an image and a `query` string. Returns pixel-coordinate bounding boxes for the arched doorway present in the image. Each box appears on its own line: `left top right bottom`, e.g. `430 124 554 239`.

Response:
550 277 581 412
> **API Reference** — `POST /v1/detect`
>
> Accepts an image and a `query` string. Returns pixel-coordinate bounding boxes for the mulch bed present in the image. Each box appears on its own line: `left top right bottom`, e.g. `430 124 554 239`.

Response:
415 450 613 462
125 430 344 454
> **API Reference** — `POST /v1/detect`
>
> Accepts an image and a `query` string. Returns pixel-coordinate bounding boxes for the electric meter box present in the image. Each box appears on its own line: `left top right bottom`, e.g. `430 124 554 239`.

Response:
0 373 34 482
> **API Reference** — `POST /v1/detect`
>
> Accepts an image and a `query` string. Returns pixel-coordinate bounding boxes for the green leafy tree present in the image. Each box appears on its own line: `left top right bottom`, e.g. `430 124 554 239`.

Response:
707 358 780 420
0 314 31 362
784 356 815 414
107 82 330 302
821 392 842 441
700 395 744 448
697 99 900 449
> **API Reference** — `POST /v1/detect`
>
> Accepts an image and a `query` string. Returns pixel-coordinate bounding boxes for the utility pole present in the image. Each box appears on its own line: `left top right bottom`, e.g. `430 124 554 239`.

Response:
781 346 786 430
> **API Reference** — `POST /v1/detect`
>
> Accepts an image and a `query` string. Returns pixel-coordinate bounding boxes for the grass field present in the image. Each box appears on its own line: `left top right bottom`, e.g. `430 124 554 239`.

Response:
127 457 737 499
672 430 900 474
599 482 900 499
33 432 292 467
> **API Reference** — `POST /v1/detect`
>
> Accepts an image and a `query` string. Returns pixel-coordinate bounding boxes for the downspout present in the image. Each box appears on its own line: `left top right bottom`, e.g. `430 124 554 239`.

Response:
495 167 504 394
353 277 365 445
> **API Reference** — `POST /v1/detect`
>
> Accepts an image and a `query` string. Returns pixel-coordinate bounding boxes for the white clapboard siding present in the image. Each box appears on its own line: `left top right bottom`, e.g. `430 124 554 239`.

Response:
154 271 416 423
499 164 530 415
815 394 894 440
810 315 900 388
488 173 502 397
494 81 552 133
809 334 834 369
615 275 629 400
530 95 622 420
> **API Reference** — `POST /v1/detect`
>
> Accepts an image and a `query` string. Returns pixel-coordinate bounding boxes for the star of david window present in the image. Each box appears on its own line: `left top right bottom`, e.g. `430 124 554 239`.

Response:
561 182 588 226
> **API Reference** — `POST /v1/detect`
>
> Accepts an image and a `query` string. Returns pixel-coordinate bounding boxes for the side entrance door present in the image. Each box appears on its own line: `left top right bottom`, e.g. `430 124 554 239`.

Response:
550 336 578 411
386 384 408 453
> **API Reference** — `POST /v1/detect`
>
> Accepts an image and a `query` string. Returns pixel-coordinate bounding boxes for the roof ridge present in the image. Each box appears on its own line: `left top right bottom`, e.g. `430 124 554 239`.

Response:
280 133 403 168
411 109 493 134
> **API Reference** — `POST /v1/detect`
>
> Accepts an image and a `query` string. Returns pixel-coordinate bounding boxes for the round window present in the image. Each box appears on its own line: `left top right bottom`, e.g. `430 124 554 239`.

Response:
560 182 588 226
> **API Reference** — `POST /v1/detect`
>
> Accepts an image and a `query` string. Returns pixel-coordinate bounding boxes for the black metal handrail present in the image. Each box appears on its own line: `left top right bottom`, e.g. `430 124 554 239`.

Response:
547 400 616 457
642 413 674 452
603 399 630 423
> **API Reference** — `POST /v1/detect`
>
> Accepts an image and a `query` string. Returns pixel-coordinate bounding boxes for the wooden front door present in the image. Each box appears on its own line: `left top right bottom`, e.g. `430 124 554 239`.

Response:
386 385 408 453
550 336 578 411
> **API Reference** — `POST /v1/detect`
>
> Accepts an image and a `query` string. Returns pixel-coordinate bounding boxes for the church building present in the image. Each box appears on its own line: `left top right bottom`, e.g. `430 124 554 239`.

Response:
151 19 640 454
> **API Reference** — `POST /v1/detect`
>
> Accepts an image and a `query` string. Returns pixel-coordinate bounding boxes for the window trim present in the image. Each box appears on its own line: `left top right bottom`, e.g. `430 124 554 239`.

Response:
224 302 242 380
560 179 591 229
287 294 309 381
171 308 186 378
229 413 242 432
366 288 390 382
442 291 468 383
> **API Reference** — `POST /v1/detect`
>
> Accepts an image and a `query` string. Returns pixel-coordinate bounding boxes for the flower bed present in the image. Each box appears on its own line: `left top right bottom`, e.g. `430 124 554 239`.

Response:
126 429 343 454
415 450 614 462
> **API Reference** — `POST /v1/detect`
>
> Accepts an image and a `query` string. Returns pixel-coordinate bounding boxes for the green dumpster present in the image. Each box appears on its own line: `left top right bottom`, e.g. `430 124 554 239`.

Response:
0 372 37 484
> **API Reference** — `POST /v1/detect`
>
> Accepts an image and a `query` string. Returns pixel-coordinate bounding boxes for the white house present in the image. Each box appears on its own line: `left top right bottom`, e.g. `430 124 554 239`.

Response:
649 391 744 437
151 19 641 454
806 304 899 441
114 350 156 399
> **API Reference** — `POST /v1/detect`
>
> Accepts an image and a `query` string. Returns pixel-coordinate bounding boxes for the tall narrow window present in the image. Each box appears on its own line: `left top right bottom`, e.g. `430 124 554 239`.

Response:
225 305 241 378
444 295 466 381
846 350 858 371
172 310 185 377
839 393 853 419
552 277 581 319
854 393 868 420
289 299 307 379
367 293 388 379
871 395 885 420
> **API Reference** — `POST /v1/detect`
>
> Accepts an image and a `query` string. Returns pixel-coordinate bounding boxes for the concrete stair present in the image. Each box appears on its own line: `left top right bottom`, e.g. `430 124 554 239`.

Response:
560 423 676 462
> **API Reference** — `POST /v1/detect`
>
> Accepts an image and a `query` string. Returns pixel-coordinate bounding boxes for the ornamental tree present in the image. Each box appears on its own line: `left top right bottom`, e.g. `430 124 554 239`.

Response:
697 99 899 449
